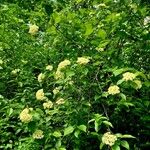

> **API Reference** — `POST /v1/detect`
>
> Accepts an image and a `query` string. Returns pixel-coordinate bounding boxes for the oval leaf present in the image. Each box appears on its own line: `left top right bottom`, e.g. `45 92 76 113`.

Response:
53 131 62 138
78 125 87 132
64 126 74 136
121 141 129 149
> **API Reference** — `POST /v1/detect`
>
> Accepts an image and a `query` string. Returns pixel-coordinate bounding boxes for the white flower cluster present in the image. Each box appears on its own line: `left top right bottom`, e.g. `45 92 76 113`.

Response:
122 72 136 81
46 65 53 71
102 132 117 146
38 73 45 83
77 57 90 65
56 98 65 105
55 59 71 79
58 59 71 70
36 89 45 101
43 101 53 109
19 108 32 123
33 130 44 139
108 85 120 95
29 24 39 35
11 69 20 75
53 87 60 95
144 16 150 26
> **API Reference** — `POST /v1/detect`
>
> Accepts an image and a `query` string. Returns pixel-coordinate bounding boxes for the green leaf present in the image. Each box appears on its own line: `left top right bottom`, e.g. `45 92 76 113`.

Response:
103 121 113 128
53 131 62 138
55 139 61 148
8 108 13 116
120 102 134 108
113 68 128 76
66 70 75 77
64 126 74 136
74 130 80 138
78 125 87 132
85 23 93 36
135 72 147 80
134 80 142 89
115 133 123 138
98 40 110 48
119 93 126 100
117 79 124 85
121 134 136 138
112 144 120 150
88 119 95 123
53 13 61 24
99 142 104 150
76 0 83 3
97 29 107 39
94 121 99 132
59 148 66 150
121 141 129 149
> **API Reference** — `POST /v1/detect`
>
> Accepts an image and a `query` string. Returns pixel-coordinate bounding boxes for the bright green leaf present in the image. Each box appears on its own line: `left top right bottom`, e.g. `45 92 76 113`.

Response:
64 126 74 136
85 23 93 36
97 29 107 39
78 125 87 132
99 142 104 150
103 121 113 128
74 130 80 138
94 121 99 132
121 141 129 149
112 144 120 150
117 79 124 85
121 134 136 138
53 131 62 138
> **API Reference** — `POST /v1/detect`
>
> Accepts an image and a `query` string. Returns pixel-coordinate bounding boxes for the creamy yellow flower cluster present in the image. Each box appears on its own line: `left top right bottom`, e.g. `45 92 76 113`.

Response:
122 72 136 81
19 108 32 123
102 132 117 146
108 85 120 95
37 65 53 83
55 59 71 79
36 89 65 107
36 89 53 109
11 69 20 75
28 24 39 35
55 57 90 79
32 130 44 139
77 57 90 65
107 72 138 95
20 109 44 139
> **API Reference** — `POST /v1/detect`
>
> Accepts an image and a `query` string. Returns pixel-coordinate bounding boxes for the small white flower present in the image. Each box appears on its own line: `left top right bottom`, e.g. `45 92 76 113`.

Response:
29 24 39 35
43 101 53 109
33 130 44 139
144 16 150 26
53 87 60 95
46 65 53 71
56 98 65 105
38 73 45 83
11 69 20 75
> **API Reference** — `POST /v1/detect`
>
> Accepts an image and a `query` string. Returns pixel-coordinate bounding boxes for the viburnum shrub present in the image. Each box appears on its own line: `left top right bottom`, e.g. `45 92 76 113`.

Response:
0 0 149 150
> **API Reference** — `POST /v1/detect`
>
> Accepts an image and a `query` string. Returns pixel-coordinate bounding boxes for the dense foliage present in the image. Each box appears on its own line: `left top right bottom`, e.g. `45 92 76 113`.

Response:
0 0 149 150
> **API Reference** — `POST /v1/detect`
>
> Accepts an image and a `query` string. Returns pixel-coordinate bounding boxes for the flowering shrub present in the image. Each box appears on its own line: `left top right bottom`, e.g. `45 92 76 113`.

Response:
0 0 149 150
